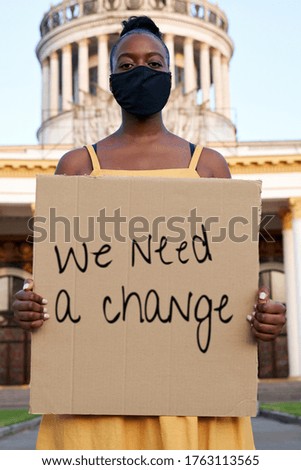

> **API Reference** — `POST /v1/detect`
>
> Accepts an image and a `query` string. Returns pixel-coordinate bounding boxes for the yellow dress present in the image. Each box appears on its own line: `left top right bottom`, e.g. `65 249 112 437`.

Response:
36 144 255 450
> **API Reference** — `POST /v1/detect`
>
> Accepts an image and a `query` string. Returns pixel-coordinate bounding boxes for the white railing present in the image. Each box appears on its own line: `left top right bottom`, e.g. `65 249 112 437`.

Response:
40 0 228 37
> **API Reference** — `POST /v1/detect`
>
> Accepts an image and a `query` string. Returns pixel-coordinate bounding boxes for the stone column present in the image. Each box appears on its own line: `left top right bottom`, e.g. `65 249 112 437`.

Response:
98 35 109 91
49 51 59 117
290 198 301 375
200 42 210 108
97 0 104 12
41 58 50 121
281 208 299 376
62 44 73 111
221 55 231 119
184 37 196 94
211 48 223 113
165 0 173 12
164 34 175 90
78 38 90 103
78 0 84 16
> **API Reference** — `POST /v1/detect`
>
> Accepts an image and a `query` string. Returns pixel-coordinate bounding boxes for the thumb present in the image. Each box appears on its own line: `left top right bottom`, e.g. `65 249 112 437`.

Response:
23 278 34 291
257 286 270 303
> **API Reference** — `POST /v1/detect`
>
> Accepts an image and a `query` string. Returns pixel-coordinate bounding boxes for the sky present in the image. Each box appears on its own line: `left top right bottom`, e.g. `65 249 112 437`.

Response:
0 0 300 145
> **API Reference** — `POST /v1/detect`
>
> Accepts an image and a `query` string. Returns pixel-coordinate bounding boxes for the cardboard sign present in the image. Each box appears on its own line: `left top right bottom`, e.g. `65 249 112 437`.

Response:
30 175 261 416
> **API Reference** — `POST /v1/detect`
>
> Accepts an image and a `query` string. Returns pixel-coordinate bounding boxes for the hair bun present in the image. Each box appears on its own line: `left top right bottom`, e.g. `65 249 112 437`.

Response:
120 16 163 39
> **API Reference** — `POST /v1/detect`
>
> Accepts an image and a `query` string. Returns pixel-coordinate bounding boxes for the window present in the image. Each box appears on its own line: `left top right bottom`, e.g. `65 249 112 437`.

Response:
259 263 285 303
0 271 27 321
0 268 31 385
258 263 288 378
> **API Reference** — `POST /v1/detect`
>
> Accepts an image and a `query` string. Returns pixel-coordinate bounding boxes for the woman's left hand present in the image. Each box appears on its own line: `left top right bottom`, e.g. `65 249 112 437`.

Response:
247 287 286 341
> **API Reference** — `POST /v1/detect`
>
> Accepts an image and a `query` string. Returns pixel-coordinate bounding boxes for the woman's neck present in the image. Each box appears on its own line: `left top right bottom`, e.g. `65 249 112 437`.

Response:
116 111 169 141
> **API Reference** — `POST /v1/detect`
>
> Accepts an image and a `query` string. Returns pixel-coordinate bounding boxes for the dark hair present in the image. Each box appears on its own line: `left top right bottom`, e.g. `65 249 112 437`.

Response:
120 16 163 39
110 16 170 71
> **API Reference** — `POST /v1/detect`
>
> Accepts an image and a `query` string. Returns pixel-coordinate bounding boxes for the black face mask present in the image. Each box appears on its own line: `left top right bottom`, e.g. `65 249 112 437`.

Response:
110 66 172 117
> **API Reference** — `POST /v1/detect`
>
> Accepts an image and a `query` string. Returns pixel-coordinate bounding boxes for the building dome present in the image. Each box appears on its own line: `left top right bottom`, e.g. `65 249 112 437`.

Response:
36 0 235 146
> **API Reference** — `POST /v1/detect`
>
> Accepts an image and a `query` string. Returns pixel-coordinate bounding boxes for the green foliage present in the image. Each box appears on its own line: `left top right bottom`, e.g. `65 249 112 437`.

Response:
0 409 39 427
260 402 301 417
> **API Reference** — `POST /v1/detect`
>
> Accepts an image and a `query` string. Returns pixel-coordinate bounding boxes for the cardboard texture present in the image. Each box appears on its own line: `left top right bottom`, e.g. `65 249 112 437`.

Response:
30 175 261 416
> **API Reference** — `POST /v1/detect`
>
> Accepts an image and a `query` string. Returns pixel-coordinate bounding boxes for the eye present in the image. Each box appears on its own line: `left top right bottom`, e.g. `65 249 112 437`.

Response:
118 62 134 71
148 61 163 68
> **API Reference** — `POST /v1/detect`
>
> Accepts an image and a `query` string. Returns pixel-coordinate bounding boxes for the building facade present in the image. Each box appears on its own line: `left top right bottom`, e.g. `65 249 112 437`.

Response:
0 0 301 384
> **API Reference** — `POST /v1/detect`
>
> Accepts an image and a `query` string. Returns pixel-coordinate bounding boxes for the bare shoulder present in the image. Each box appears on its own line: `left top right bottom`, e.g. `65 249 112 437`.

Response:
55 147 92 175
197 147 231 179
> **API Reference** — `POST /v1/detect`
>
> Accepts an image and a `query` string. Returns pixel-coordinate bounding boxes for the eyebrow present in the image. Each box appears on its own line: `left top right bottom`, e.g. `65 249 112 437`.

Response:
116 51 166 62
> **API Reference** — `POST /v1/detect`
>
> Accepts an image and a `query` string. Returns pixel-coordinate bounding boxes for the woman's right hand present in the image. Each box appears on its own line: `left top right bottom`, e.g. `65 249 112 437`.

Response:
12 278 49 330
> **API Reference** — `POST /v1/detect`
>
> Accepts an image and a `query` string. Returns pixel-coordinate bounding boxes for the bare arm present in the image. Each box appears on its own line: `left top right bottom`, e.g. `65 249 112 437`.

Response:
55 147 92 175
196 148 232 179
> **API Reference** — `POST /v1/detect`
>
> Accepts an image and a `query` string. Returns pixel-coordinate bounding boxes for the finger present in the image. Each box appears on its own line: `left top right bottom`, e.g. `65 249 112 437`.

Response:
257 300 286 315
252 317 283 336
23 278 34 291
246 308 256 324
30 320 45 329
12 298 47 314
254 311 286 326
257 287 270 305
252 329 277 342
14 309 49 322
14 289 47 306
14 319 44 331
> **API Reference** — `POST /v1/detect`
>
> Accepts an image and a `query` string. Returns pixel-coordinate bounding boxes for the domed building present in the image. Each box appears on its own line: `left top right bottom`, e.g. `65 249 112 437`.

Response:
0 0 301 385
36 0 235 146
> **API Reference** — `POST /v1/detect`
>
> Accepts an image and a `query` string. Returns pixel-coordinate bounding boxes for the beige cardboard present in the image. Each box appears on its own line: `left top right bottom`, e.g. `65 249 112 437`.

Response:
30 175 261 416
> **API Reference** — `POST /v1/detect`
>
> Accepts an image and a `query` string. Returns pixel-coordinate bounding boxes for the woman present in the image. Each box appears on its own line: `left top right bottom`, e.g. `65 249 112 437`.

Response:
13 16 286 450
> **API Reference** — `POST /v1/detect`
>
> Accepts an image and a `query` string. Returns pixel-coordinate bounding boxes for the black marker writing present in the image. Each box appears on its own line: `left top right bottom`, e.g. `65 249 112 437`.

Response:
131 224 212 268
54 244 88 273
54 242 112 273
55 289 81 323
101 286 230 353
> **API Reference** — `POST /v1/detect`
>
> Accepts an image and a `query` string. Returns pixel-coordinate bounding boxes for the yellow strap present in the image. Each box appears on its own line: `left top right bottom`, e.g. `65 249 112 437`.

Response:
84 145 101 173
85 144 203 174
189 145 203 171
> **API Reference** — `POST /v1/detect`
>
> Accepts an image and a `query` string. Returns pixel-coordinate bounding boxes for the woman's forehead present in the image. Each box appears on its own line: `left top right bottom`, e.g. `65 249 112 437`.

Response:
115 33 166 57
